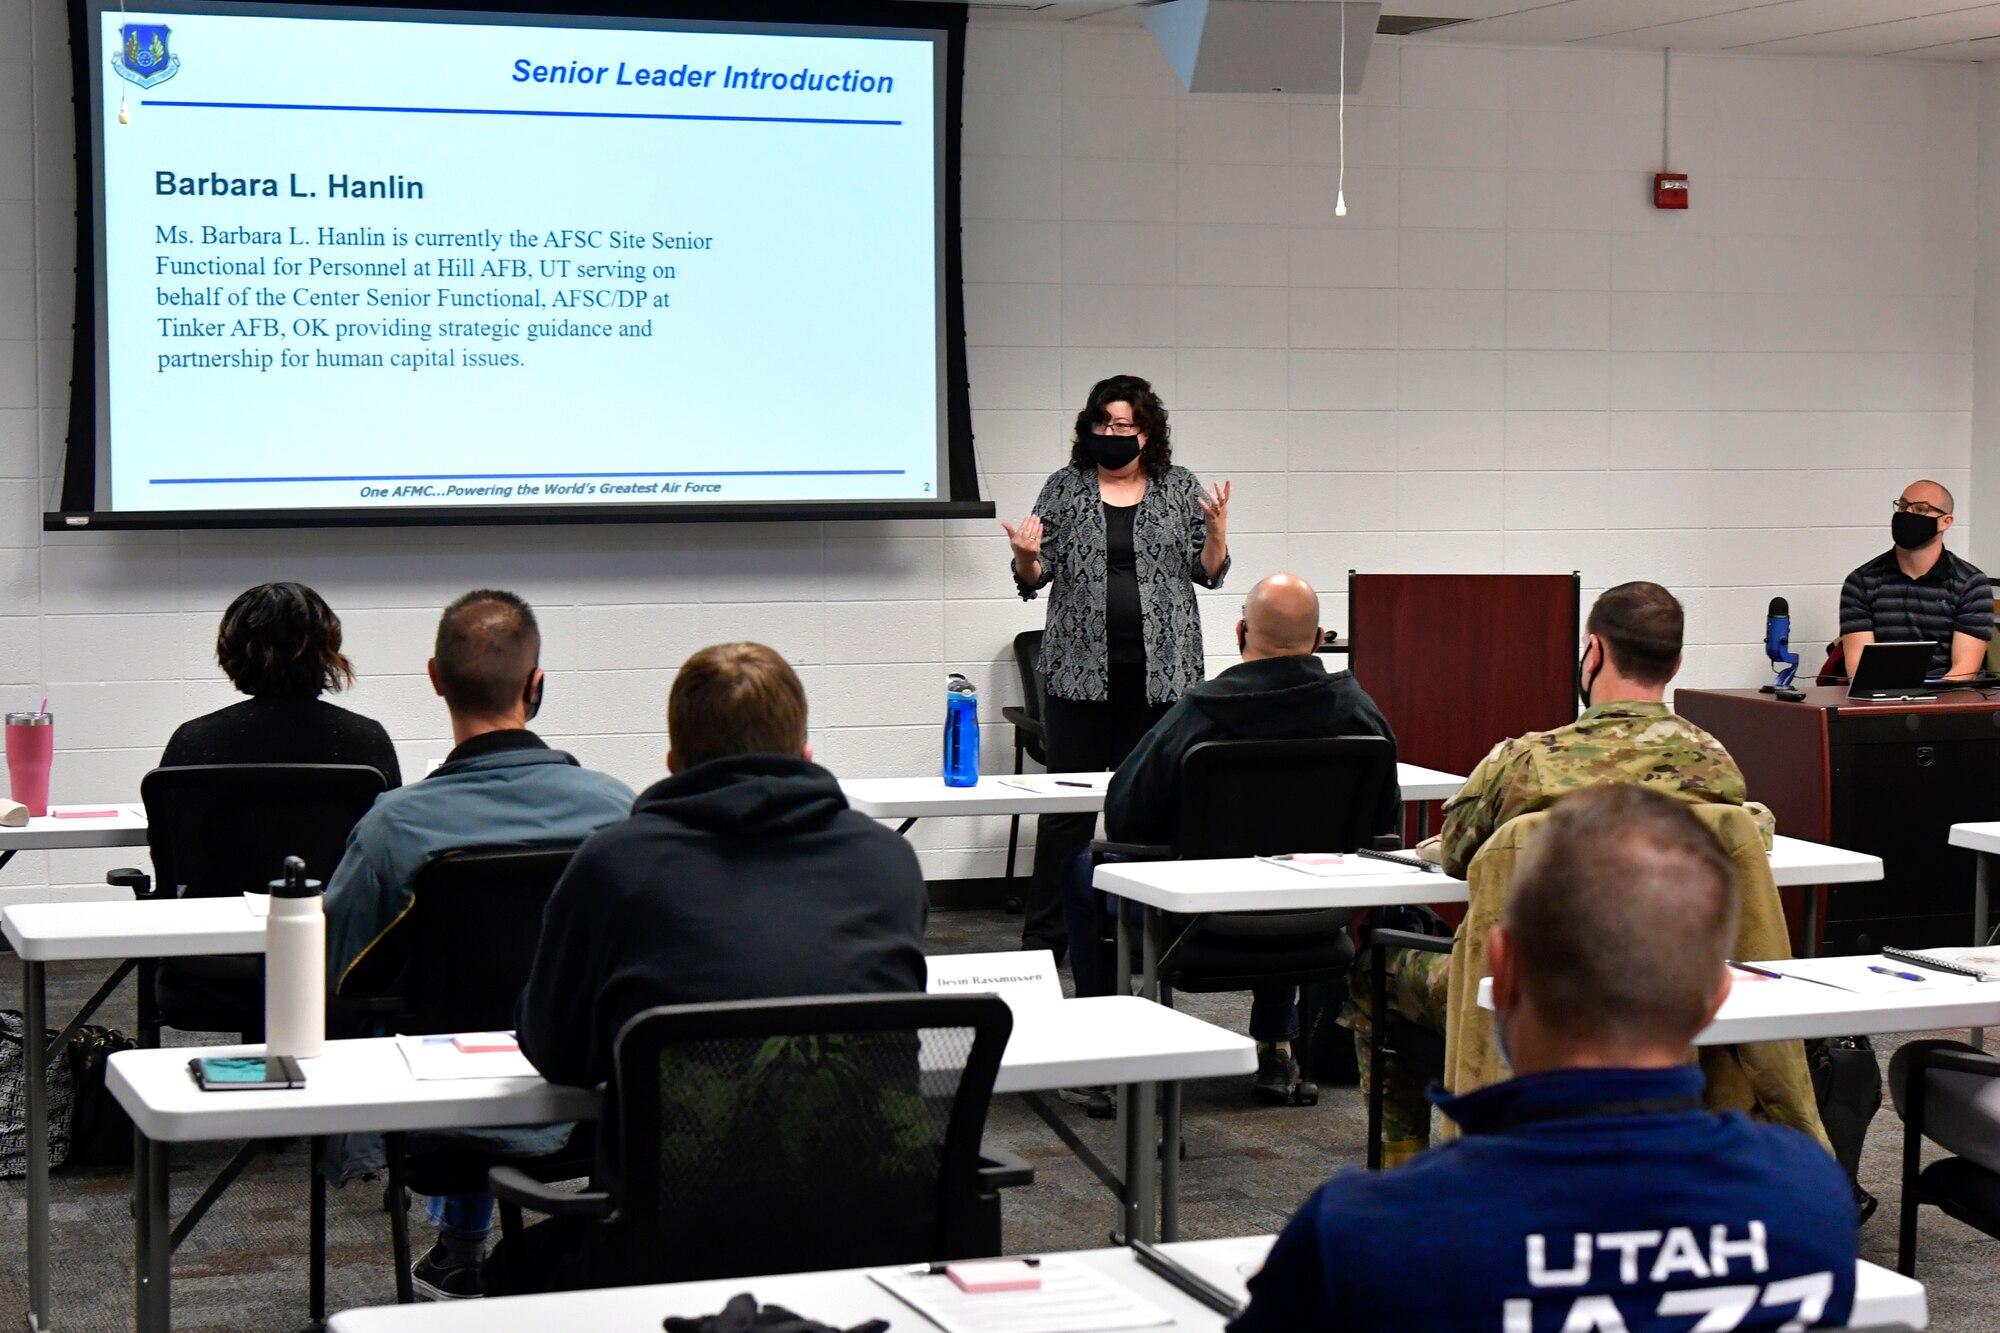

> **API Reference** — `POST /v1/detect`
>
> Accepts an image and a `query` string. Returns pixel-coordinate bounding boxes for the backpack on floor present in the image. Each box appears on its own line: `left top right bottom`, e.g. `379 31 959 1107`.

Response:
1806 1034 1883 1222
0 1009 77 1177
63 1024 136 1168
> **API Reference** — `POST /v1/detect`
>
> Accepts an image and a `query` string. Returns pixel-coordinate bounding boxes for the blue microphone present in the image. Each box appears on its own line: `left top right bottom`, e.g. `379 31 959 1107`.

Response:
1765 596 1799 689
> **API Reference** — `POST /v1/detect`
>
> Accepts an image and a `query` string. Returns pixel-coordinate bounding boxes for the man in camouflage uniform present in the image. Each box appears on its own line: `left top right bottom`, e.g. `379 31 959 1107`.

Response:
1342 581 1773 1165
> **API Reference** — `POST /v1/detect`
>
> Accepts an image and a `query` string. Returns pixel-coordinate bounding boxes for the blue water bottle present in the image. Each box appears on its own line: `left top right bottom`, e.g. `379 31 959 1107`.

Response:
943 673 980 787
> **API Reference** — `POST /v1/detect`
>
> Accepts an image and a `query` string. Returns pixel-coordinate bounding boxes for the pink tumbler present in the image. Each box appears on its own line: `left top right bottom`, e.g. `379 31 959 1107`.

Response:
5 711 52 817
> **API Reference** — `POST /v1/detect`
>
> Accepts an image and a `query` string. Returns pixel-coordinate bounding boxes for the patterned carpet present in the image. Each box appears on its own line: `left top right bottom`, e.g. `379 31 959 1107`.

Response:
3 908 1996 1330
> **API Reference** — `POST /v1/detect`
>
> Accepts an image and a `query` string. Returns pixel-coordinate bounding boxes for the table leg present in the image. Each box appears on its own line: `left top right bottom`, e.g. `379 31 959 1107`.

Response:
1114 908 1133 1191
1129 1080 1158 1243
895 818 918 836
309 1148 326 1325
1140 907 1161 1004
1160 1082 1182 1241
24 959 49 1332
1801 884 1821 961
1118 1080 1141 1244
1116 906 1132 999
1415 801 1430 844
136 1131 170 1333
1975 856 1991 1049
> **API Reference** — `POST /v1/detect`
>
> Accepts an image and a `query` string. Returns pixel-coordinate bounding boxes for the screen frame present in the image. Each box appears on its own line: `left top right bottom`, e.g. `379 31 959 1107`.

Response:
53 0 989 531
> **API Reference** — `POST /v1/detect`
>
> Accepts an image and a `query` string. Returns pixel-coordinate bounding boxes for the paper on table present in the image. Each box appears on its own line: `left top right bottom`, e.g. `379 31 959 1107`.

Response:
870 1258 1172 1333
996 775 1107 795
243 893 269 918
1773 956 1980 995
396 1035 539 1081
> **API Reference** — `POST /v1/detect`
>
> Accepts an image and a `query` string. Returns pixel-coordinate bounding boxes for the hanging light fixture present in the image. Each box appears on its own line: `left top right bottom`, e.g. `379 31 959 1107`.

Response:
1334 3 1348 217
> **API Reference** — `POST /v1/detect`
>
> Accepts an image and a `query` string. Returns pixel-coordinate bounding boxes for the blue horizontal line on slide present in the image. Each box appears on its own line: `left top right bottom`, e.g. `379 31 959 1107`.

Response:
150 470 907 484
141 99 902 127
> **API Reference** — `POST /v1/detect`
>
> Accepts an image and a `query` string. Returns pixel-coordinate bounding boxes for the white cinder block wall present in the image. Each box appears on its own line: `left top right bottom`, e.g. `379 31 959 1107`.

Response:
2 3 1982 898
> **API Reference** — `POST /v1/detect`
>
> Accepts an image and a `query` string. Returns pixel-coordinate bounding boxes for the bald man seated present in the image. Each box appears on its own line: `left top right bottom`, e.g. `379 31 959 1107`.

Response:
1065 574 1400 1105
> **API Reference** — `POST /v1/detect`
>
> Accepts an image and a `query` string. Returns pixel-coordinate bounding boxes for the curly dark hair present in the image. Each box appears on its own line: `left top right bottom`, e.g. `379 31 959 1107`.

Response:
215 582 356 699
1069 374 1172 480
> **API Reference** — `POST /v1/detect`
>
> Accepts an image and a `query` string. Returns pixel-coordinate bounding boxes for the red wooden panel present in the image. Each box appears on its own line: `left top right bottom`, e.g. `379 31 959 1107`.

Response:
1673 689 1831 844
1348 573 1580 778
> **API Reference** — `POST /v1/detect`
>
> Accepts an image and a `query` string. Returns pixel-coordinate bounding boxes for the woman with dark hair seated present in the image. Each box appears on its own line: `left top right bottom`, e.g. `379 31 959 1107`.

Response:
163 581 401 785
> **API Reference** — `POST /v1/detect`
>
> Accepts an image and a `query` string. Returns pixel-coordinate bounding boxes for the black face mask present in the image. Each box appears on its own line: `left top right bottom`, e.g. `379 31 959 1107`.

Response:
1892 510 1941 550
1577 641 1599 711
1083 432 1142 471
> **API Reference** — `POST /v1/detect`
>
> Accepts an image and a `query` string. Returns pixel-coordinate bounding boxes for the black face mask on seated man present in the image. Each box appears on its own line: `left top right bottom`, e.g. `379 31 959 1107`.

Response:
1084 432 1142 472
1892 510 1941 551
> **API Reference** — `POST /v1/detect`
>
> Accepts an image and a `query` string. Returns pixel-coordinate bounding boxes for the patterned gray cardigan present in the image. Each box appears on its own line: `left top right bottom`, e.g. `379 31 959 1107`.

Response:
1013 463 1231 705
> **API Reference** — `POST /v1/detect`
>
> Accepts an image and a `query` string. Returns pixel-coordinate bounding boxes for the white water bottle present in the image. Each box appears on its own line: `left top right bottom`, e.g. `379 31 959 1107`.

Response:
264 855 326 1060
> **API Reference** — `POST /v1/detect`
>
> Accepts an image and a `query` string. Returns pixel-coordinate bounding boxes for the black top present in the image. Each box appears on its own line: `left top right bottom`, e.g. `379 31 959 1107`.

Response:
518 753 929 1093
1103 501 1144 667
1840 546 1994 675
160 696 402 788
1106 655 1401 847
437 727 546 773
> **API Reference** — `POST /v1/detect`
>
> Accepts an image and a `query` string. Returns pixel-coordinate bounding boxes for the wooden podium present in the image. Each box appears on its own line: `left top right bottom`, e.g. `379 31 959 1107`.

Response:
1677 685 2000 953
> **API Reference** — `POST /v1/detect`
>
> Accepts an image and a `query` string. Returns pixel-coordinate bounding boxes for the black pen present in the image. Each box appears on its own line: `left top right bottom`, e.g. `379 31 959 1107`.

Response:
1728 960 1785 980
1054 780 1093 788
910 1257 1042 1275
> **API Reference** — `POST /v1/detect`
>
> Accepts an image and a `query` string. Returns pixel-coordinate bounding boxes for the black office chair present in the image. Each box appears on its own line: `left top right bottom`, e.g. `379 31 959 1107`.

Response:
488 993 1026 1290
1892 1038 2000 1275
332 844 595 1304
1093 736 1401 1099
1001 629 1048 885
112 763 388 1045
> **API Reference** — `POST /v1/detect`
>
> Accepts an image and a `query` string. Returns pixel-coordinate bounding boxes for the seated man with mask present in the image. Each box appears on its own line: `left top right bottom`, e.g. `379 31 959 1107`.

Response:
1232 785 1857 1333
1343 580 1771 1166
1840 478 1992 681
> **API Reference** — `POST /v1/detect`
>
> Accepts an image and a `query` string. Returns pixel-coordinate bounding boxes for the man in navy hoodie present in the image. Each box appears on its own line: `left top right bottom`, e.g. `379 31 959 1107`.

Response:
517 640 928 1094
1065 572 1399 1105
1230 784 1857 1333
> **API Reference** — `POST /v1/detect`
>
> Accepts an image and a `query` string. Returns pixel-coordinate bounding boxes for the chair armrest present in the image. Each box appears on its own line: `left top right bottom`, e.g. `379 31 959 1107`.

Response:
1370 927 1452 955
106 867 153 899
1090 840 1174 863
487 1165 613 1221
1907 1045 2000 1080
1371 834 1403 852
978 1148 1035 1191
1000 706 1046 741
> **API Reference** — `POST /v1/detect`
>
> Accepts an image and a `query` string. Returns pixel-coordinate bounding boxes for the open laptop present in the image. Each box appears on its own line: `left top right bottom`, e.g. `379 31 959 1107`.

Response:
1846 641 1940 700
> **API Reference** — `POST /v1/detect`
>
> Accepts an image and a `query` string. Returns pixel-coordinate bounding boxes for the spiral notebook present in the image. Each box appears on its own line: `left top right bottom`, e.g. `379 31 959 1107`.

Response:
1881 947 2000 983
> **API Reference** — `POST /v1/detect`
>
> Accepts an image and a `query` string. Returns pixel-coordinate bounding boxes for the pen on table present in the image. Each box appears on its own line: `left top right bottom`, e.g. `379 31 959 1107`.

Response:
1868 965 1927 983
1728 960 1786 981
1054 781 1093 788
908 1257 1041 1274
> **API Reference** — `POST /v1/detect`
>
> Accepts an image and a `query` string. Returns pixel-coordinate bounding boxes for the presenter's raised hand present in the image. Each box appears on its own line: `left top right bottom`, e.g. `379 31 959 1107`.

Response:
1001 514 1044 579
1199 480 1232 544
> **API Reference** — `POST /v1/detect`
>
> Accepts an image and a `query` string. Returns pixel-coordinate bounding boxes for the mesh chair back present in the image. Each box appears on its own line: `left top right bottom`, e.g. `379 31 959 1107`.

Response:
141 764 388 899
1162 737 1397 992
399 845 578 1034
608 993 1011 1284
1011 630 1047 766
1176 737 1396 859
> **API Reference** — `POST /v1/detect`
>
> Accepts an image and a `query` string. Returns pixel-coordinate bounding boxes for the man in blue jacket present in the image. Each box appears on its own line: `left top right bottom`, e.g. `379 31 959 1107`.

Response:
1230 784 1857 1333
322 589 634 1300
1067 572 1400 1106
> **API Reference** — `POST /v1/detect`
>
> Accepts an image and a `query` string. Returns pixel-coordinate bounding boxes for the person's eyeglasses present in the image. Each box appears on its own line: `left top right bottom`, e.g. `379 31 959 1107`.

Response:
1093 422 1140 437
1893 499 1948 518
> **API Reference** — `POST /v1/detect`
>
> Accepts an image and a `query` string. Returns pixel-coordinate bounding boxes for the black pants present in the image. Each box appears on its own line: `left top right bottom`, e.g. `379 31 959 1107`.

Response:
1022 662 1171 956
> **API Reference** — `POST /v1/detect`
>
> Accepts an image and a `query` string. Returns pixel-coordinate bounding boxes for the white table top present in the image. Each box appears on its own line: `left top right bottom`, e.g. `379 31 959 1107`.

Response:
1478 949 2000 1046
2 894 265 961
1095 835 1884 914
110 994 1255 1143
323 1240 1923 1332
0 803 148 850
840 762 1465 819
1949 821 2000 856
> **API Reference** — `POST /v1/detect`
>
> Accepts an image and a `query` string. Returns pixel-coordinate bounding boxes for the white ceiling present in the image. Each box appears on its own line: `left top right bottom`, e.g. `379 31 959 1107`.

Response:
969 1 2000 61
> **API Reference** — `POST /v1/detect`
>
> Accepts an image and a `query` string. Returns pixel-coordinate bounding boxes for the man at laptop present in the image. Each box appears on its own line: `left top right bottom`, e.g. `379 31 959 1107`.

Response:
1840 479 1991 681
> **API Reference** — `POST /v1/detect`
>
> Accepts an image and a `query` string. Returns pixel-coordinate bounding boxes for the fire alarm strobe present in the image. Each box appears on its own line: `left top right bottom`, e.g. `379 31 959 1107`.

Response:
1654 172 1689 209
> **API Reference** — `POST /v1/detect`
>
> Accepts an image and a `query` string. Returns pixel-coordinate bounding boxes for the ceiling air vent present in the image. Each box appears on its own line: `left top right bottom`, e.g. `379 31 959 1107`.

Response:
1377 15 1470 35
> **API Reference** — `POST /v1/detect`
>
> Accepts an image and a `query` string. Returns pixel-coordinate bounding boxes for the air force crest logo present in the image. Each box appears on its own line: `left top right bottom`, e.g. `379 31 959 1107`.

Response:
113 24 180 90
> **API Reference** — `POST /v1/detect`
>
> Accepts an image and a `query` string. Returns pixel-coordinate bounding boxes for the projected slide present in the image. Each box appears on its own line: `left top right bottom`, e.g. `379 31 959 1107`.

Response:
93 6 944 513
